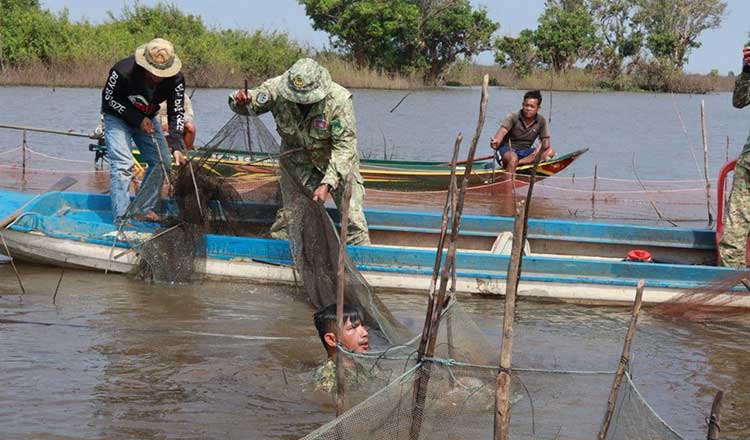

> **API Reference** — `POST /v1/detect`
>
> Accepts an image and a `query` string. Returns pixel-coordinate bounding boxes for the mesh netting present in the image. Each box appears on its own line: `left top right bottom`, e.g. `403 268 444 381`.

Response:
281 160 414 344
0 125 727 229
302 361 684 440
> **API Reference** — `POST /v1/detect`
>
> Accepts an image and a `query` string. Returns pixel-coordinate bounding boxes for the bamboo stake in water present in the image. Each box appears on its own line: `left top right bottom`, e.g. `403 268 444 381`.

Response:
598 280 645 440
415 133 462 363
707 390 724 440
53 269 65 304
701 100 713 227
410 75 490 440
494 199 526 440
22 130 27 179
335 174 354 417
592 162 598 219
424 74 489 357
726 136 730 162
0 232 25 295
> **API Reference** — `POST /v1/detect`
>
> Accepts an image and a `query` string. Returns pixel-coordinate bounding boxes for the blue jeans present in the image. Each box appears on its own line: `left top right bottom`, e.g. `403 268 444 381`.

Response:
104 114 170 222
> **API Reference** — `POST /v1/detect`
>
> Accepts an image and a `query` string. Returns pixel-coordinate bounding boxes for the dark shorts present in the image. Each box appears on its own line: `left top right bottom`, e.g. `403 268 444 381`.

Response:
498 145 536 158
496 145 536 165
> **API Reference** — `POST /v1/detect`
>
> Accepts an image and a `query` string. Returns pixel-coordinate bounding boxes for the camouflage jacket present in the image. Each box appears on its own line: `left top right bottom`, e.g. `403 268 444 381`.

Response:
312 359 337 392
734 71 750 159
312 358 376 393
228 76 360 189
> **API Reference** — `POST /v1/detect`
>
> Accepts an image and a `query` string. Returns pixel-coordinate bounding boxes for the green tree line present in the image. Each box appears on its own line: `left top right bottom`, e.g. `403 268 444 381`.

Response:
0 0 730 92
0 0 305 83
494 0 727 91
300 0 727 91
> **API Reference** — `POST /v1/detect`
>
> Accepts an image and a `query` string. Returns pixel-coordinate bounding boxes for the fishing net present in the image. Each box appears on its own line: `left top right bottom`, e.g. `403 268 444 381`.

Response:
302 361 685 440
131 118 250 283
649 270 750 321
121 108 422 350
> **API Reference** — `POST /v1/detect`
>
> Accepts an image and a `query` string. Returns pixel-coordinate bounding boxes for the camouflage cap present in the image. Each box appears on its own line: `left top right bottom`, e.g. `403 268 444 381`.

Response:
279 58 332 104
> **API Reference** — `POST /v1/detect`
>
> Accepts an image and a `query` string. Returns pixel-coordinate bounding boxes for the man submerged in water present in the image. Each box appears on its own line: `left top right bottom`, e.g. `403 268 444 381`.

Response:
312 303 369 392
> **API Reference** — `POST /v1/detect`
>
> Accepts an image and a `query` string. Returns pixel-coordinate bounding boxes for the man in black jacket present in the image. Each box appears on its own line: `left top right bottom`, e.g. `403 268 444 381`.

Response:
101 38 186 224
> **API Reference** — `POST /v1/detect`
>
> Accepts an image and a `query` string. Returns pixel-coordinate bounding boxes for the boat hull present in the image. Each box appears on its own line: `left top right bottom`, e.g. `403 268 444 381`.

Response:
131 148 589 192
1 189 744 306
1 228 745 307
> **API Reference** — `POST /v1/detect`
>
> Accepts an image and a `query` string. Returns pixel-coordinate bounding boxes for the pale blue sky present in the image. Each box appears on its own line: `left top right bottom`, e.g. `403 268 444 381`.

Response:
44 0 749 74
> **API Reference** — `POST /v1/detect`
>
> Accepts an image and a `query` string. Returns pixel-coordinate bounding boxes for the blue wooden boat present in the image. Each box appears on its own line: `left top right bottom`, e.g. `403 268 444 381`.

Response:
0 189 745 306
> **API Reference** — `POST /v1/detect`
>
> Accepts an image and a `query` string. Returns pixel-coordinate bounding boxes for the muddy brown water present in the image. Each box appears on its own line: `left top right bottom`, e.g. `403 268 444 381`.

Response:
1 264 749 439
1 86 750 438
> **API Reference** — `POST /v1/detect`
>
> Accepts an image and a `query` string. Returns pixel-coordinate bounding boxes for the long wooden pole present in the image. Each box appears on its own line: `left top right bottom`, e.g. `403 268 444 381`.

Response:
493 199 526 440
701 100 713 227
424 74 489 357
415 134 462 362
244 79 254 156
0 176 78 228
726 136 730 162
0 123 95 138
335 174 354 417
707 390 724 440
409 75 490 440
598 280 645 440
592 162 598 219
0 232 26 295
22 130 27 179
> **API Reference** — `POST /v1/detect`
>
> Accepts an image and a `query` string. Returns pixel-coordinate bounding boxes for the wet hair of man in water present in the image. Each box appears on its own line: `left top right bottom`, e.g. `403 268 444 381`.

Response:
313 303 363 347
523 90 543 105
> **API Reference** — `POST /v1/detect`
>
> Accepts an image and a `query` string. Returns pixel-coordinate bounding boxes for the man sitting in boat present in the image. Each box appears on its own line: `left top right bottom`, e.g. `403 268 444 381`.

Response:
158 94 196 150
312 303 370 392
101 38 187 224
228 58 370 245
489 90 555 177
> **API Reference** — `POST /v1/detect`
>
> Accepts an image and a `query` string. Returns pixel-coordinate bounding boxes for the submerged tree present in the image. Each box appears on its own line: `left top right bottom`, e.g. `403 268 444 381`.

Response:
298 0 498 84
635 0 726 70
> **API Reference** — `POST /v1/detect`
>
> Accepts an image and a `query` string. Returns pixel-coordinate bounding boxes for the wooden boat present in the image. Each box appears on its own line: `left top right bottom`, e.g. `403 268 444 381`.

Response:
2 188 747 306
128 147 588 191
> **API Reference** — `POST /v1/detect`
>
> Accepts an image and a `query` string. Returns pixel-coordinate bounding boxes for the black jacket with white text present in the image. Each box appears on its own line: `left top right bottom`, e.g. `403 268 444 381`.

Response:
101 56 185 150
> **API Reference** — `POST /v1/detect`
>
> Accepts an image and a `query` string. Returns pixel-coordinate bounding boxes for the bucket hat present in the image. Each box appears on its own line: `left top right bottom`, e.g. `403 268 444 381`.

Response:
279 58 332 104
135 38 182 78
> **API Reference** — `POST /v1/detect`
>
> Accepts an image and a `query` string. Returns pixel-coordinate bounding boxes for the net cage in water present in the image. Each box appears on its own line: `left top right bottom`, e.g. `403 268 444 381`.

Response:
321 291 685 440
303 360 685 440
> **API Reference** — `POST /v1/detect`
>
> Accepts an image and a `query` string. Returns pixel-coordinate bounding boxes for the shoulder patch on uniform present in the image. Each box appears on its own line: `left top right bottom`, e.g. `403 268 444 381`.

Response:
314 118 328 130
330 119 343 136
256 92 269 104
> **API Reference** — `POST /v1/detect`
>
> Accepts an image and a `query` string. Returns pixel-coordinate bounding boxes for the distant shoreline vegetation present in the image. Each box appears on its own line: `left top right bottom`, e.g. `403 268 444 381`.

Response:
0 1 734 93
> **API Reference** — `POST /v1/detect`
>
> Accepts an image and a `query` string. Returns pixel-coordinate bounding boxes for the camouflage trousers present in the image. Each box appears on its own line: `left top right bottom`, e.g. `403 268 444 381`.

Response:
270 161 371 246
718 157 750 267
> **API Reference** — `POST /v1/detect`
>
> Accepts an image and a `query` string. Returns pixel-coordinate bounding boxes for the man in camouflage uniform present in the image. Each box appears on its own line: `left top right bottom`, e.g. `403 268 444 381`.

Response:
719 46 750 267
228 58 370 245
312 303 370 392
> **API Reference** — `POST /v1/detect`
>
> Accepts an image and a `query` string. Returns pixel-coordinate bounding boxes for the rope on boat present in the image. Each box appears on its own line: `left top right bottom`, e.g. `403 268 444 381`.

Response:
538 185 706 195
25 146 92 164
0 146 22 156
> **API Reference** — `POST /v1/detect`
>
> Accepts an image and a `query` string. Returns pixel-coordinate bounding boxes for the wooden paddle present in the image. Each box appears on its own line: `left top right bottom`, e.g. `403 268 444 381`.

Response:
0 176 78 229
